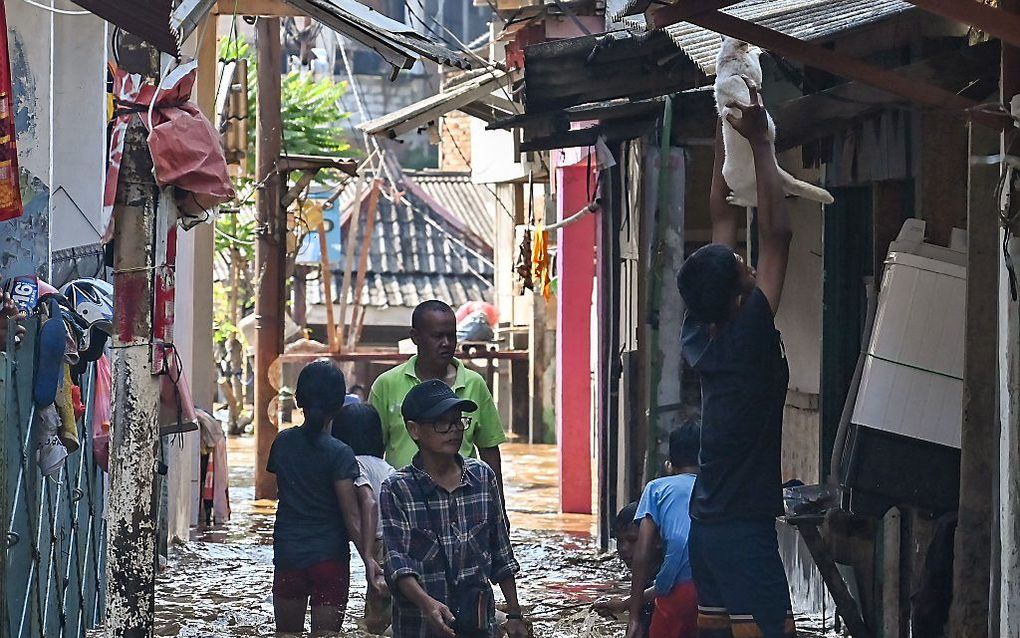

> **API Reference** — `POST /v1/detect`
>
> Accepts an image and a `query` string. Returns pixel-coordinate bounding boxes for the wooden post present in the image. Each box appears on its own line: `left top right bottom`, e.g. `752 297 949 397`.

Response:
335 178 366 352
947 122 1001 638
318 221 337 347
105 35 162 638
254 16 283 501
345 180 382 352
292 265 308 327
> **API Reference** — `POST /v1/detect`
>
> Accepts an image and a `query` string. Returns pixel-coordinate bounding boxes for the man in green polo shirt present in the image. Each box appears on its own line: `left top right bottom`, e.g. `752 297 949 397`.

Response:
369 300 507 490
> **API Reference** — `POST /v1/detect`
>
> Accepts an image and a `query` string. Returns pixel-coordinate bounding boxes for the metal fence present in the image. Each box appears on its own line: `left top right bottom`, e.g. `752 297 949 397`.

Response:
1 322 107 637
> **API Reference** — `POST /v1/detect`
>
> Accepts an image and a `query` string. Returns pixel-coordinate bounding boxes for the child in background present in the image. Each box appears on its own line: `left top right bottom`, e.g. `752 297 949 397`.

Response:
594 502 660 631
333 402 395 635
625 422 701 638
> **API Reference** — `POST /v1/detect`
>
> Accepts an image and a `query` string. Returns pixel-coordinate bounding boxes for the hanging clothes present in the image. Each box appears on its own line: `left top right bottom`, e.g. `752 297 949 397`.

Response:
197 409 231 524
55 365 80 453
512 225 533 295
531 224 552 299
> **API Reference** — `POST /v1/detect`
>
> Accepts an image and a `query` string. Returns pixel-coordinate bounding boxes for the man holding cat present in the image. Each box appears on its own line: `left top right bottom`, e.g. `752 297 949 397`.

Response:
672 78 796 638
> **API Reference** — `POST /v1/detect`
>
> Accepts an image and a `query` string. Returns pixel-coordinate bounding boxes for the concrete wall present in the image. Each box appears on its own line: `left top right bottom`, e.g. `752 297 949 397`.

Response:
348 72 438 167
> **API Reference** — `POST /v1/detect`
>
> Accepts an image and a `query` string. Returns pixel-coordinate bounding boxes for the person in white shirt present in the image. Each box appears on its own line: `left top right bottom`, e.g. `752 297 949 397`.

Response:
332 402 396 634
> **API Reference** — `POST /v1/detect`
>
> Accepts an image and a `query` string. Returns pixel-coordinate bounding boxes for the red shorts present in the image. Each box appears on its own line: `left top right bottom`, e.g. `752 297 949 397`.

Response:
650 580 698 638
273 559 351 607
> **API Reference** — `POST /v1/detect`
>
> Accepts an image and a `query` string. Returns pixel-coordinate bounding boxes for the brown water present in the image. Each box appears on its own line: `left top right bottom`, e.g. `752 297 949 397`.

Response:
152 438 837 637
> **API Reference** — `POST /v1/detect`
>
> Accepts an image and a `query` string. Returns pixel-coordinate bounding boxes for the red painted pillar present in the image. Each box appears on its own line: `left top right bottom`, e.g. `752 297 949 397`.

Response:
556 159 596 515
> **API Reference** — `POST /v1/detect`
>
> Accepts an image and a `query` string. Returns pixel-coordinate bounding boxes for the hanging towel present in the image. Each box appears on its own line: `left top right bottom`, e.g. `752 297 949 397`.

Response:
531 224 552 299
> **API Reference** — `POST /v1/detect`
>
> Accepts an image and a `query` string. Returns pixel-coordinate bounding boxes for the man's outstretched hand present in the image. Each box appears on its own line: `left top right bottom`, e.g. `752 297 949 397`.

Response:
725 76 771 146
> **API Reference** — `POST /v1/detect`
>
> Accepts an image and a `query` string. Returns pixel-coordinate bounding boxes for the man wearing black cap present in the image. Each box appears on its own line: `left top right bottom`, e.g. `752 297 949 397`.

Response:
379 380 528 638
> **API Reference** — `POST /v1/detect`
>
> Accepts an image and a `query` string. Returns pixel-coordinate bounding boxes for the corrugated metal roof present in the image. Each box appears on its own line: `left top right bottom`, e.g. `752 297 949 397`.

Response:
661 0 914 75
408 171 495 247
287 0 476 71
70 0 179 55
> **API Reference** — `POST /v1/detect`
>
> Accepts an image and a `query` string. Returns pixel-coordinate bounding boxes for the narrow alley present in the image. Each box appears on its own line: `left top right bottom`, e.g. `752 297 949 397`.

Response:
152 437 836 637
5 0 1020 637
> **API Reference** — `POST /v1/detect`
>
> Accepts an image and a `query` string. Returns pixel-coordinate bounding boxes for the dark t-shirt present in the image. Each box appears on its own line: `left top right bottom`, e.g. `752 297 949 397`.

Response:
267 426 360 569
681 287 789 522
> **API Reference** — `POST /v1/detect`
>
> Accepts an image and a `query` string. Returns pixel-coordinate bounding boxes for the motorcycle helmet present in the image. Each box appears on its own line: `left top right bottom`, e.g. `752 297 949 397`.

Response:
60 278 114 333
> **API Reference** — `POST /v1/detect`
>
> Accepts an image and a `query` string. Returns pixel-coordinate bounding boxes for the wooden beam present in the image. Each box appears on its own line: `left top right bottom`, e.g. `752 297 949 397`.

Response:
684 10 1009 130
277 154 359 176
774 40 999 151
904 0 1020 50
645 0 742 29
214 0 301 15
281 170 317 208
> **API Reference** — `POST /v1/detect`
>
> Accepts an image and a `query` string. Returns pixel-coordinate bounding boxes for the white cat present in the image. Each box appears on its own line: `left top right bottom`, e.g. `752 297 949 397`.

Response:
714 37 834 207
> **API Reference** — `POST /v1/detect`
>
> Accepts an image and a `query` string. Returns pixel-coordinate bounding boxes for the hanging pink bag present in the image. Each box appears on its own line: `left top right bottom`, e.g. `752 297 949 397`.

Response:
92 355 112 472
144 60 236 216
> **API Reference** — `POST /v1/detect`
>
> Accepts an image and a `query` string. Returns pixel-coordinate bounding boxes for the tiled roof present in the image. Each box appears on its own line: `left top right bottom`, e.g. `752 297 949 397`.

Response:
659 0 914 75
310 171 495 310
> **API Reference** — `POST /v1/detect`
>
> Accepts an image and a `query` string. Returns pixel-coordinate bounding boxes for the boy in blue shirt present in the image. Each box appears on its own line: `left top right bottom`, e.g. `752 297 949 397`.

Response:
625 422 700 638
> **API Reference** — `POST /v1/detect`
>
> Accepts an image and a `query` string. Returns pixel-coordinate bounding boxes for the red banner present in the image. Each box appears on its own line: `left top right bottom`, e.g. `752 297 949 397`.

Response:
0 0 23 221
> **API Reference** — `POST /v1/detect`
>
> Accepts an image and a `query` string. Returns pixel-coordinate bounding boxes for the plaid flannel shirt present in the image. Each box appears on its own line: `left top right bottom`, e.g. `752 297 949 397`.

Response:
381 456 519 638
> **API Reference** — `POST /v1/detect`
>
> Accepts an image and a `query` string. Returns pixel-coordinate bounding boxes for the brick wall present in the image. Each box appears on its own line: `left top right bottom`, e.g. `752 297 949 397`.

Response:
439 111 473 171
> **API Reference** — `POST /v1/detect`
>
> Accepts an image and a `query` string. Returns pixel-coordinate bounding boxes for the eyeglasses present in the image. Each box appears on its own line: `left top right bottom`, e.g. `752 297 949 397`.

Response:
422 417 470 434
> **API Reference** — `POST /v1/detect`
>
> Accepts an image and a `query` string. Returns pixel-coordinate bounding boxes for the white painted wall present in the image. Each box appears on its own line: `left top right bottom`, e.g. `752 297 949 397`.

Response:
773 158 824 396
50 1 106 252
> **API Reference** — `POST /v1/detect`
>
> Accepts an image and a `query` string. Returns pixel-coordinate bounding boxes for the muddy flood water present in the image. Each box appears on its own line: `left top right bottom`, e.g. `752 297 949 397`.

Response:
153 437 839 637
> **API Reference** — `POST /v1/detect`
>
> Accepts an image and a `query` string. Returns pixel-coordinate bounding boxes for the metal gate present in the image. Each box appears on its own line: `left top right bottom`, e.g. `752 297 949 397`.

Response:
1 322 107 637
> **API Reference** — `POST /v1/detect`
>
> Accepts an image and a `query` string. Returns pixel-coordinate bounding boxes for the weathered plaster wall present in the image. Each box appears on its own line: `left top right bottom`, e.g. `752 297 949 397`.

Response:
3 1 51 278
1 1 107 280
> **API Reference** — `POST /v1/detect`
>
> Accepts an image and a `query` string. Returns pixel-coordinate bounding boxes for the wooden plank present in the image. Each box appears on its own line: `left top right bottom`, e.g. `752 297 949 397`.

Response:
281 170 317 208
948 120 1000 636
904 0 1020 50
684 10 1009 130
277 154 358 175
214 0 301 16
345 179 382 353
797 522 874 638
520 119 657 152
